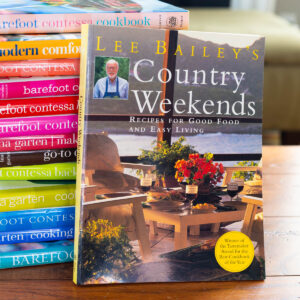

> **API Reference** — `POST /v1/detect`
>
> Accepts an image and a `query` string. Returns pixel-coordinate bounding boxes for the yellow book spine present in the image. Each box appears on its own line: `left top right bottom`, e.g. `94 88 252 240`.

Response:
0 184 76 212
0 39 81 61
73 24 89 285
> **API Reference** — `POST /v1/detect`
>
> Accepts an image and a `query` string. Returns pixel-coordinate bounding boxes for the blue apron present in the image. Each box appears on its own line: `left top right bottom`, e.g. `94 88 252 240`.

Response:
103 77 120 98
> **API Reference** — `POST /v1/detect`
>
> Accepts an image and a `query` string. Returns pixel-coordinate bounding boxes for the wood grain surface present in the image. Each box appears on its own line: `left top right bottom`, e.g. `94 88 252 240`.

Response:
0 146 299 299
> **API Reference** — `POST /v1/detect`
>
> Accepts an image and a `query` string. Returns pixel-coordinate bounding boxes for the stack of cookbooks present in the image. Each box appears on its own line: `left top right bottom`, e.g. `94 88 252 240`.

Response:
0 0 188 269
0 33 79 269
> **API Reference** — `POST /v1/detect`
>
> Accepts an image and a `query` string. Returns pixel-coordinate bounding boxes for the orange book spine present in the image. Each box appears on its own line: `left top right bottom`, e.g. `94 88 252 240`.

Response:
0 39 80 61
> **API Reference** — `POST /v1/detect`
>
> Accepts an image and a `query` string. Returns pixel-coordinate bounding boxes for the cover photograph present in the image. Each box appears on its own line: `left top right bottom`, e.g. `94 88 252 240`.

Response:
74 25 265 285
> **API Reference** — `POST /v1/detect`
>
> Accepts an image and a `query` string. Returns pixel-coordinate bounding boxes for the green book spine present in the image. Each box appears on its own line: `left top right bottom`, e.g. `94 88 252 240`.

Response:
0 183 76 212
0 162 76 180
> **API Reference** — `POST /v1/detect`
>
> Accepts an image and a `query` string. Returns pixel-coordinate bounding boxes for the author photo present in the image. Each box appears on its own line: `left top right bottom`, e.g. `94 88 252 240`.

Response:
93 57 129 100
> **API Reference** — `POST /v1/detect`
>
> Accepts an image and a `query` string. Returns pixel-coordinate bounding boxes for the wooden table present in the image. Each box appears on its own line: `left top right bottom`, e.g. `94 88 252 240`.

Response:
0 146 300 299
143 199 247 250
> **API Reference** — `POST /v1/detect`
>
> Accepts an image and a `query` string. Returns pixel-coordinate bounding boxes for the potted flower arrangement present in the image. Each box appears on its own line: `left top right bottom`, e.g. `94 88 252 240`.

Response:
138 137 196 188
81 219 139 283
174 153 224 204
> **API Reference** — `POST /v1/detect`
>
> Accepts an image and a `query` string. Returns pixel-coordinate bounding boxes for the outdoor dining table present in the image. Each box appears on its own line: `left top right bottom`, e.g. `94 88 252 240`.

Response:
143 197 250 250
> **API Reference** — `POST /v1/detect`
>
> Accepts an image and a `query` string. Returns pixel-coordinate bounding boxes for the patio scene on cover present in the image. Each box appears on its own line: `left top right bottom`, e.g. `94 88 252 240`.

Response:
76 27 265 284
79 131 264 284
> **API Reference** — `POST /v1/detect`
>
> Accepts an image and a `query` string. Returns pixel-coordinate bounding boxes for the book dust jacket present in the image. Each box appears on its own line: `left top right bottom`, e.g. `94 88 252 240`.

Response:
74 25 265 285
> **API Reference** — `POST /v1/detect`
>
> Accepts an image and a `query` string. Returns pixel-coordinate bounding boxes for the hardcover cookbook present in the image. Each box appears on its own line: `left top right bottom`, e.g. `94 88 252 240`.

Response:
74 25 265 284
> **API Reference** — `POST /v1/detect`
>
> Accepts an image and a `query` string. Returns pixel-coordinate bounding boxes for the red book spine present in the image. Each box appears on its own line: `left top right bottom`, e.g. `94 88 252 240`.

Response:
0 96 78 118
0 133 77 152
0 59 80 77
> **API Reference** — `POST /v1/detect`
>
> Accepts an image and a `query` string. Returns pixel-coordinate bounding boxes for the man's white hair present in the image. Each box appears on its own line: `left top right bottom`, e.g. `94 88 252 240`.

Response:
106 59 119 69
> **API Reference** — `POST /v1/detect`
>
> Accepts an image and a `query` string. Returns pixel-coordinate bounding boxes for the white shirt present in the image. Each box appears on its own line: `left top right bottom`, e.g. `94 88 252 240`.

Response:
93 76 129 99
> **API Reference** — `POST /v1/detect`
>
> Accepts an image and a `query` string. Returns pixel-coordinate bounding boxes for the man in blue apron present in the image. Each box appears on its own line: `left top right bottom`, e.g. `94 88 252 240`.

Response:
93 59 129 99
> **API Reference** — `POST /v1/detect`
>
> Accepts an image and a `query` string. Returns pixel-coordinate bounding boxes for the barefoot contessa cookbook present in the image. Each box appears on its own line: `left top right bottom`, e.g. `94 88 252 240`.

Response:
73 25 265 285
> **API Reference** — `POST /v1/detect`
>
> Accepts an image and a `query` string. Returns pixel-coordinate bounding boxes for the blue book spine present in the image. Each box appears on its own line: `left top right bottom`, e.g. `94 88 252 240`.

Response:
0 240 74 269
0 227 74 244
0 206 75 232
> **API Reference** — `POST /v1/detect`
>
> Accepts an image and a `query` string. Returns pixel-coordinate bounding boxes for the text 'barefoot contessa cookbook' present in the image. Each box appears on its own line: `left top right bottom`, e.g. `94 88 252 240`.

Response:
73 25 265 285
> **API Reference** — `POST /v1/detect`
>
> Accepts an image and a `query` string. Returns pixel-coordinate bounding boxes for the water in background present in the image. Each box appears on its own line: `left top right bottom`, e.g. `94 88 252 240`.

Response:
111 133 262 157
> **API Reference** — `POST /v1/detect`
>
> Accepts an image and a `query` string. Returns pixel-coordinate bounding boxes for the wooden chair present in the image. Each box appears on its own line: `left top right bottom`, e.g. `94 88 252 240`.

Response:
222 166 260 186
83 163 155 261
82 133 156 260
241 195 263 236
241 195 264 257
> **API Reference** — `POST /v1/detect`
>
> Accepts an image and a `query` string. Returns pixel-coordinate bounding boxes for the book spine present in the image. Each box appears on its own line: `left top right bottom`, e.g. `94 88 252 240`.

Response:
0 77 79 99
0 183 76 212
0 115 78 138
0 242 74 269
0 133 77 152
0 148 77 167
73 24 89 285
0 96 78 118
0 59 80 77
0 206 75 232
0 12 189 34
0 227 74 244
0 162 76 181
0 39 80 61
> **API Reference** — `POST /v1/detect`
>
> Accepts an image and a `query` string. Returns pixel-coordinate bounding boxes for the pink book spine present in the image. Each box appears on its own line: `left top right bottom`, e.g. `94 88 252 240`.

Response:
0 115 78 138
0 133 77 152
0 77 79 99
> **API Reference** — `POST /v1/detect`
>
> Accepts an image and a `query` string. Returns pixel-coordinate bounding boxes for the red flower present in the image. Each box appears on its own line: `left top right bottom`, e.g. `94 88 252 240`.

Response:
174 154 224 185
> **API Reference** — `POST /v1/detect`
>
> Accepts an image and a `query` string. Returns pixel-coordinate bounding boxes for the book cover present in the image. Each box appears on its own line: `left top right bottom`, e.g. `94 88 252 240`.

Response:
0 134 77 152
0 206 75 232
0 59 80 77
0 0 188 34
0 76 79 99
0 180 76 211
0 240 73 269
0 226 74 244
74 25 265 285
0 148 77 167
0 96 78 118
0 115 78 138
0 39 81 61
0 162 76 180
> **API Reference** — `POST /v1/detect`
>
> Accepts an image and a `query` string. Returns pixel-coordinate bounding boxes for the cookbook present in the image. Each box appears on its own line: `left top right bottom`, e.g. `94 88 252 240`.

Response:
74 25 265 285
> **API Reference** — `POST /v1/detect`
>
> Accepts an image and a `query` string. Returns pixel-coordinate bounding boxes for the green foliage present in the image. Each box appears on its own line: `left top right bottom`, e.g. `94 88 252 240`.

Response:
203 152 213 162
94 56 129 84
138 136 196 177
81 219 139 282
232 161 258 181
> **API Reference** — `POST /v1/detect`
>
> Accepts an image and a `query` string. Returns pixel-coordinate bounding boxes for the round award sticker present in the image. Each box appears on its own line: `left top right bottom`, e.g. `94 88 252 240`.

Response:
215 231 255 272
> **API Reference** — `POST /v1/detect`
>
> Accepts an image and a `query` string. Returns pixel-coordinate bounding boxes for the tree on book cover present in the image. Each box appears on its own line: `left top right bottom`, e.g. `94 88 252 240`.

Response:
74 25 265 285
